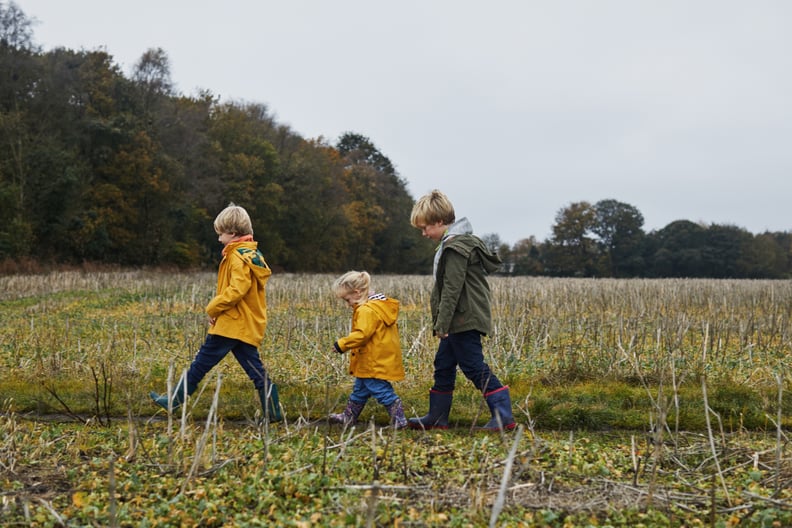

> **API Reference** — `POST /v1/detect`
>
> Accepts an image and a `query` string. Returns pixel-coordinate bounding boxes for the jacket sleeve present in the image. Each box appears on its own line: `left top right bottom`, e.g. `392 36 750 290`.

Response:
434 249 467 335
206 254 252 318
336 306 379 351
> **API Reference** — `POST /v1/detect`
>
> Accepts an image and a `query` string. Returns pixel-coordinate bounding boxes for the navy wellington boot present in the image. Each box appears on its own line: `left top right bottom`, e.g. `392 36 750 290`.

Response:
477 386 516 432
407 390 453 430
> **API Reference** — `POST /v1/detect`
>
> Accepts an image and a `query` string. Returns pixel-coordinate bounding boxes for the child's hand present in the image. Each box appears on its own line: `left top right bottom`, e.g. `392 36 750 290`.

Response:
332 342 344 354
208 316 216 326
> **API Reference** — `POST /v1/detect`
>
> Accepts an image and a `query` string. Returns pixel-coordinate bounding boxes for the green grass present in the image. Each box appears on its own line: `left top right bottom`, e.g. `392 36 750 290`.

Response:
1 271 791 526
2 413 790 527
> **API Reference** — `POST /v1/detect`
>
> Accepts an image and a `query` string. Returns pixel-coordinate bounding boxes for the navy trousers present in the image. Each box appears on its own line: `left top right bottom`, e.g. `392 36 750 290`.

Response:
186 334 272 390
431 330 504 394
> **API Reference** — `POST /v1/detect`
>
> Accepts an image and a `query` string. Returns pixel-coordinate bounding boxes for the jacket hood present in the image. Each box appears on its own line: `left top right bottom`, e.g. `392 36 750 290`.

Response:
435 217 496 276
440 220 502 275
364 293 399 326
434 217 473 276
446 217 473 237
227 241 272 286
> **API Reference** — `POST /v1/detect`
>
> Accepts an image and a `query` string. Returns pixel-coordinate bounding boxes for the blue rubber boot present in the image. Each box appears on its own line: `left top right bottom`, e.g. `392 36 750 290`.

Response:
407 390 453 430
477 386 516 432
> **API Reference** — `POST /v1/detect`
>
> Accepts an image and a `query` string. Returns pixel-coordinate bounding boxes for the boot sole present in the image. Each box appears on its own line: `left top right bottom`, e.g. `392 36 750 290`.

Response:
407 423 449 430
476 422 517 432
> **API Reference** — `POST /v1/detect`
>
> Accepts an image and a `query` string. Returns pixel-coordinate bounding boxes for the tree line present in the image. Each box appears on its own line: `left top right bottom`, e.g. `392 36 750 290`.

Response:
2 3 790 278
0 3 432 274
490 199 792 279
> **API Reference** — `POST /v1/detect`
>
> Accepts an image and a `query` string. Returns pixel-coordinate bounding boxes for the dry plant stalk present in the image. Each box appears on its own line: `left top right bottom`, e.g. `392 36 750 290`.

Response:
164 363 174 466
108 456 118 528
366 421 380 527
181 372 222 495
774 373 783 497
489 424 524 528
124 399 138 462
700 322 732 507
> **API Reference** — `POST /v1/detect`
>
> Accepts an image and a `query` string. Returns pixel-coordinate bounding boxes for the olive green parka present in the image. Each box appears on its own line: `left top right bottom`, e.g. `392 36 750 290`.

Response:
431 218 502 336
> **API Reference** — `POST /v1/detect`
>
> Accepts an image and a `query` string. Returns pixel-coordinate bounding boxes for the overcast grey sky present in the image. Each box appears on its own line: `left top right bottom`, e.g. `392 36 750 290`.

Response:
17 0 792 245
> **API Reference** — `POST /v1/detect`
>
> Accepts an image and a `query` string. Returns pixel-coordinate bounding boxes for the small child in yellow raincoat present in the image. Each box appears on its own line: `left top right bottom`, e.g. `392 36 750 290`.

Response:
329 271 406 428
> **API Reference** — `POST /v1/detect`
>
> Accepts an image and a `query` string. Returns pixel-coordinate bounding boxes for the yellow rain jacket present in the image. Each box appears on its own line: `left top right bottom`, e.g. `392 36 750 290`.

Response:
336 294 405 381
206 240 272 347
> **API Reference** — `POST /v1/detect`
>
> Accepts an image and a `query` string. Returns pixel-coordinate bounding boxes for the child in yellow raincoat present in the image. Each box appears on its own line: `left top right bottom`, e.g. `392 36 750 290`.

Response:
150 203 281 422
329 271 406 428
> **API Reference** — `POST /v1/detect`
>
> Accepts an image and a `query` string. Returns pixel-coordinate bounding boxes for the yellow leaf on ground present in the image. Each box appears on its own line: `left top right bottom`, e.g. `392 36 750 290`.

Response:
72 491 87 507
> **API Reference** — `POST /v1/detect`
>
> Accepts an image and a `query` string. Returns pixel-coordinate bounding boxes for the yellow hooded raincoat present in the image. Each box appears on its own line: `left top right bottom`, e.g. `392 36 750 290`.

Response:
206 241 272 347
336 295 405 381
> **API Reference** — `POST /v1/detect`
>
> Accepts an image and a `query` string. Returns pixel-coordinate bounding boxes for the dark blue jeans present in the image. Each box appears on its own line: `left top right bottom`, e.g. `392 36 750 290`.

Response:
431 330 503 394
186 334 272 390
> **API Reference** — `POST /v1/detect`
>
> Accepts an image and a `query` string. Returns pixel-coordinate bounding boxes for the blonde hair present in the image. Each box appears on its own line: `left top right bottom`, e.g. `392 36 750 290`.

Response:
333 270 371 306
410 189 455 227
214 202 253 235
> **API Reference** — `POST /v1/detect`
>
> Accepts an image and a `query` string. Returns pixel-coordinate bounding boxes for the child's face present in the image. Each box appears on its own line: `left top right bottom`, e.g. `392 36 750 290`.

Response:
415 221 446 242
340 289 364 308
217 231 237 247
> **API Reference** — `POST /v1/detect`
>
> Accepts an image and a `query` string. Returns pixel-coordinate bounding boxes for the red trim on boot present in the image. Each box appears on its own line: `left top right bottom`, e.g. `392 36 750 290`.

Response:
483 385 509 398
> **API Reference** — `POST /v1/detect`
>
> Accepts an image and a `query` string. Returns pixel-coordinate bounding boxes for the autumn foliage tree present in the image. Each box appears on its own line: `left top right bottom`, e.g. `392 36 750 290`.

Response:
0 4 425 272
0 2 789 277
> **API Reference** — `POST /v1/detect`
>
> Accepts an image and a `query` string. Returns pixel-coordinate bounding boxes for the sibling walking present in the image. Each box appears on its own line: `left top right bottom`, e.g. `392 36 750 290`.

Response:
329 271 407 429
408 190 516 431
150 203 282 422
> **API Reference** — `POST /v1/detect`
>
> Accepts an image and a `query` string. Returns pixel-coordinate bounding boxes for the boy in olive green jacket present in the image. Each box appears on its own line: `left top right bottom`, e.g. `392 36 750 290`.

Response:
408 190 515 432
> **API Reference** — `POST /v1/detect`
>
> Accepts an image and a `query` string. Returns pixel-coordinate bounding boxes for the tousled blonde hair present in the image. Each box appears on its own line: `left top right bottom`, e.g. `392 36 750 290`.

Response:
332 271 371 306
214 202 253 235
410 189 455 227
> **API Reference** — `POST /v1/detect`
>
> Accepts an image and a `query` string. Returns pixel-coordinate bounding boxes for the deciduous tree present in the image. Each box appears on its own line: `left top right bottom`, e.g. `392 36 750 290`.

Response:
545 201 598 276
592 199 646 277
